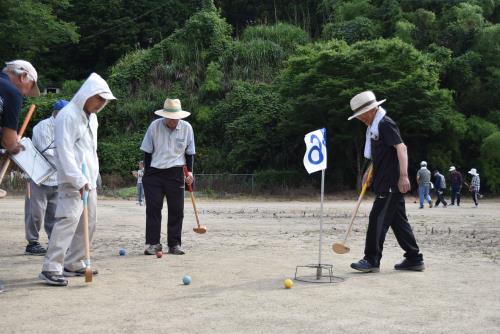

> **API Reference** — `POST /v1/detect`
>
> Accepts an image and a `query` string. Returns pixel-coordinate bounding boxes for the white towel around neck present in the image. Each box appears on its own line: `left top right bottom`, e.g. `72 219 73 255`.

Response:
364 107 387 159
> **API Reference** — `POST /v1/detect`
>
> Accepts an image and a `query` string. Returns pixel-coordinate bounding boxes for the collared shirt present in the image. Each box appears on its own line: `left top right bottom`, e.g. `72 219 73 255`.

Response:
32 116 57 186
140 119 195 169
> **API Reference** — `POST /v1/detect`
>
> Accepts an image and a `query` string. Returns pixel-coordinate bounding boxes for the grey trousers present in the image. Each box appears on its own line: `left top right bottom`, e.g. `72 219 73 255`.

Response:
26 181 58 242
42 184 97 273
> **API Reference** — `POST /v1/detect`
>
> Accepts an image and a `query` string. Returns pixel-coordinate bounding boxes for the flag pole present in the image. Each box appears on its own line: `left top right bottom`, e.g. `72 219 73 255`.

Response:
317 168 325 279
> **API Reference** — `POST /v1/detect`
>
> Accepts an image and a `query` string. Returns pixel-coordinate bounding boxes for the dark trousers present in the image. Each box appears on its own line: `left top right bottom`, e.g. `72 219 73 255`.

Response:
364 192 423 266
435 189 448 207
450 186 461 205
143 167 184 247
471 191 478 206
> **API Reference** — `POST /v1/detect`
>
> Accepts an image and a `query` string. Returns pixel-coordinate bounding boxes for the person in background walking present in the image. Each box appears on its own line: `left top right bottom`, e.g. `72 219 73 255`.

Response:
132 161 145 206
448 166 462 206
416 161 433 209
433 170 447 208
468 168 480 208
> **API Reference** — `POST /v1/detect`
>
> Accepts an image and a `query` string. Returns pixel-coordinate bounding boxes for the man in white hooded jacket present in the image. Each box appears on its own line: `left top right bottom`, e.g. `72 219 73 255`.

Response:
39 73 115 286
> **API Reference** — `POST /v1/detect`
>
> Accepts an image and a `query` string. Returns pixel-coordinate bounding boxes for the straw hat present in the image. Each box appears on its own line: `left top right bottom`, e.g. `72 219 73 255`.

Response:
154 98 190 119
348 91 386 120
468 168 478 176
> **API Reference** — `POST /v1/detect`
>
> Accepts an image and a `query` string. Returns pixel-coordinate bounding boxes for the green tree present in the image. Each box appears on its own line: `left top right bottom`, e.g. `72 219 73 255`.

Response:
322 17 382 43
480 131 500 192
278 38 464 187
0 0 79 83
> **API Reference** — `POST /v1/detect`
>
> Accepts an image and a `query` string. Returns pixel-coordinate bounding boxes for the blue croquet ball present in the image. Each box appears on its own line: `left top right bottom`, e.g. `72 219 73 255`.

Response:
183 275 192 285
119 248 126 256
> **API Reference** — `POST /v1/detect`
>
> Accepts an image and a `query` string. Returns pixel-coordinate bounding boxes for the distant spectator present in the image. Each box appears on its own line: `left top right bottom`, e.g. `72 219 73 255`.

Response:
448 166 463 206
132 161 145 206
416 161 433 209
468 168 480 208
433 170 447 208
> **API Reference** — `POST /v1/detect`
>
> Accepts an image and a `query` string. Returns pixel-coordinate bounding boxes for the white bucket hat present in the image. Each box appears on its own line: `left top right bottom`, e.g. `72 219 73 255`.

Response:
348 91 386 120
468 168 478 176
5 60 40 97
154 98 190 119
449 166 456 172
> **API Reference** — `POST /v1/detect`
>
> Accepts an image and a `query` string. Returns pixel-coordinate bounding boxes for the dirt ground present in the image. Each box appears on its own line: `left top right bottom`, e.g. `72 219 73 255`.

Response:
0 195 499 333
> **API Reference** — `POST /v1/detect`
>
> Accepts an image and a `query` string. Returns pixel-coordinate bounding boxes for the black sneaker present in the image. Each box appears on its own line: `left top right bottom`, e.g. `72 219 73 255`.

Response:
168 245 185 255
351 259 379 273
394 259 425 271
25 241 47 256
63 268 99 277
39 271 68 286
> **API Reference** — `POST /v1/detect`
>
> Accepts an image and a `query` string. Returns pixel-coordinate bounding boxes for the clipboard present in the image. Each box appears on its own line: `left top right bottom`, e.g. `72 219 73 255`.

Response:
10 137 56 185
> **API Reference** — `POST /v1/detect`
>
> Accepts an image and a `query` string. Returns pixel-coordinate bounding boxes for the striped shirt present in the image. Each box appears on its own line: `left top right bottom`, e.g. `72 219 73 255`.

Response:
32 116 57 186
140 119 195 169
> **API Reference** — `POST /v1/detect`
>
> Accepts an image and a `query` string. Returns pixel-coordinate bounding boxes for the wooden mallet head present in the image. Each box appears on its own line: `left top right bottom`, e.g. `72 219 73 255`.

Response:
332 243 350 254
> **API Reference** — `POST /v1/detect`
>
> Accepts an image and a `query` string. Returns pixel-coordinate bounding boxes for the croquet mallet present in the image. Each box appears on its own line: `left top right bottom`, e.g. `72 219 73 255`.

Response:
332 164 373 254
183 165 207 234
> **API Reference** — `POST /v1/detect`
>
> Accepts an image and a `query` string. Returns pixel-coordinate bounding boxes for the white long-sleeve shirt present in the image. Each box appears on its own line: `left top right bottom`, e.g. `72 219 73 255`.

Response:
32 116 57 186
54 73 113 189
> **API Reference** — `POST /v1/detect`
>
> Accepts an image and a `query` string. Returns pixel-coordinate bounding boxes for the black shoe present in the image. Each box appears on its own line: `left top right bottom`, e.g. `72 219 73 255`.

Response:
168 245 185 255
25 241 46 256
39 271 68 286
63 267 99 277
394 259 425 271
351 259 379 273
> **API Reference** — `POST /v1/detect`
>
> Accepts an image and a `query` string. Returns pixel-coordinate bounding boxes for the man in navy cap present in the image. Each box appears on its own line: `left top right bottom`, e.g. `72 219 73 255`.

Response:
25 100 69 255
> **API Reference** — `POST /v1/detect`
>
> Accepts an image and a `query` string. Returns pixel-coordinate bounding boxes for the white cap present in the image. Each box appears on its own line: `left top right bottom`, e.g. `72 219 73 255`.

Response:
5 60 40 97
449 166 456 172
420 161 427 167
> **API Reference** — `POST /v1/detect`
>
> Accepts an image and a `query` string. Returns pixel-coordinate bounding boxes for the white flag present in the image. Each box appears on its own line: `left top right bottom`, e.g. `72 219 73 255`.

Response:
303 128 327 174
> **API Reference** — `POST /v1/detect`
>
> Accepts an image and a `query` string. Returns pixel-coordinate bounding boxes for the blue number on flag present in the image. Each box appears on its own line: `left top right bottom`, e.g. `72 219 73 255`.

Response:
308 134 324 165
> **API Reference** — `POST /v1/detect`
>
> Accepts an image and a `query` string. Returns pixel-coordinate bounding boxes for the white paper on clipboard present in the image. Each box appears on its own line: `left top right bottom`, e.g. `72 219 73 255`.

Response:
10 137 56 185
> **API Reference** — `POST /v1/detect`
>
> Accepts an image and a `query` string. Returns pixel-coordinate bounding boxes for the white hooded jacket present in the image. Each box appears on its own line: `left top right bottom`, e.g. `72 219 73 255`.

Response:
54 73 114 189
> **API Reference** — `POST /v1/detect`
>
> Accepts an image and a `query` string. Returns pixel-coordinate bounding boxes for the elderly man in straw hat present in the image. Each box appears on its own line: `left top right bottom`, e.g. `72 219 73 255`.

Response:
348 91 424 272
140 98 195 256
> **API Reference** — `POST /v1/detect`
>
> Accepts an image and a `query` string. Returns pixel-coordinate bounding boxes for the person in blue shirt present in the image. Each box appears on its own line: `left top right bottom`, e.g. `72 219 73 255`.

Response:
0 60 40 293
0 60 40 155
